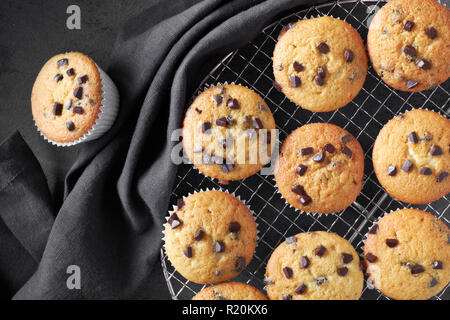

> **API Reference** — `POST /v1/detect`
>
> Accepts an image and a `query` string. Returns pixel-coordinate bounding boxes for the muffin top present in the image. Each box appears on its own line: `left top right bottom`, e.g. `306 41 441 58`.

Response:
372 109 450 204
363 209 450 300
265 231 364 300
31 52 103 143
192 282 267 300
164 190 257 284
273 16 367 112
367 0 450 92
183 84 276 183
274 123 364 214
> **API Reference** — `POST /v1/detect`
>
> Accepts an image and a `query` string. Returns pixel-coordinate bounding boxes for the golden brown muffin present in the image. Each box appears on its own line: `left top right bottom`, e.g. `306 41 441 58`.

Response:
164 190 257 284
31 52 104 143
265 231 364 300
373 109 450 204
183 84 276 184
273 16 367 112
192 282 267 300
367 0 450 92
363 209 450 300
274 123 364 214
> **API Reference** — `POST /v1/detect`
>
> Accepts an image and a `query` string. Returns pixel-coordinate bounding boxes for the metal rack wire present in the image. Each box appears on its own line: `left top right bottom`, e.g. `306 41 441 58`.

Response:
161 0 450 300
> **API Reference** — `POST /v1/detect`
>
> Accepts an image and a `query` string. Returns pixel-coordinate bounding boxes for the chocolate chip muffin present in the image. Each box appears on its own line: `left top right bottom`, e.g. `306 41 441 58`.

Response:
31 52 119 146
164 190 257 284
265 231 364 300
192 282 267 300
274 123 364 214
272 16 367 112
367 0 450 92
183 84 276 184
363 209 449 300
373 109 450 204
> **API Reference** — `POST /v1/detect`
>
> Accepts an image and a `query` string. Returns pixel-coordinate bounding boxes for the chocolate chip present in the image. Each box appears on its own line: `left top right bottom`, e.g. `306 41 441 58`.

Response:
406 79 419 89
317 42 329 54
184 246 192 258
419 167 432 175
54 74 63 82
323 143 335 154
417 59 431 70
300 147 314 156
386 238 399 248
282 294 292 300
426 27 438 39
289 75 301 88
312 152 324 163
300 256 310 269
411 264 425 274
291 184 305 196
177 198 185 210
293 61 304 72
215 270 222 276
342 253 353 264
57 58 68 67
408 132 418 144
344 49 354 62
403 20 415 31
221 139 227 149
72 106 83 114
296 164 308 176
258 103 268 112
317 67 326 79
66 68 75 77
73 86 83 99
65 100 72 110
216 117 228 127
300 195 312 206
365 253 377 263
387 165 397 176
337 267 348 276
430 145 442 156
212 94 223 105
432 261 443 270
286 236 296 244
201 122 211 133
229 221 241 233
193 229 204 241
235 257 246 272
263 277 274 285
227 98 239 110
168 213 182 229
402 160 413 172
221 163 235 173
226 116 235 126
341 146 352 158
282 267 293 279
437 171 448 182
253 117 263 129
52 102 63 116
316 277 327 286
66 121 75 131
403 45 416 57
266 132 272 145
369 224 379 235
214 241 225 253
294 284 307 295
341 134 352 143
195 108 202 114
428 278 438 288
77 75 88 84
315 245 326 257
314 76 324 86
273 81 282 92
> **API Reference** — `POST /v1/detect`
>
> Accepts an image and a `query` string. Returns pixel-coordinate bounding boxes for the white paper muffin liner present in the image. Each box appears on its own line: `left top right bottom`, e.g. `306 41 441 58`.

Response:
36 63 120 147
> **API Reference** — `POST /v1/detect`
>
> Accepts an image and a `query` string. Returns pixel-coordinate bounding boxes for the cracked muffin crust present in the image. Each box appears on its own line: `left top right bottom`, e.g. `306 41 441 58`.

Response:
373 109 450 204
272 16 367 112
363 209 450 300
183 84 276 183
265 231 364 300
274 123 364 214
164 191 257 284
192 282 267 300
367 0 450 92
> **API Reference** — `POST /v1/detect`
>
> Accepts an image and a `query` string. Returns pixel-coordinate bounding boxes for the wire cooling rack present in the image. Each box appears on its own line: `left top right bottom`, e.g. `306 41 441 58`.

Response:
161 0 450 300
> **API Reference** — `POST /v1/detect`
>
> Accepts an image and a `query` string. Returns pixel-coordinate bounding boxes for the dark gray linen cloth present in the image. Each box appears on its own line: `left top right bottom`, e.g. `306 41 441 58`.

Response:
0 0 324 299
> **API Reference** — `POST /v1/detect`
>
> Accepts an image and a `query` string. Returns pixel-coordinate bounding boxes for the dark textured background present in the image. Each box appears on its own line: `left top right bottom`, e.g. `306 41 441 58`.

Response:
0 0 171 300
